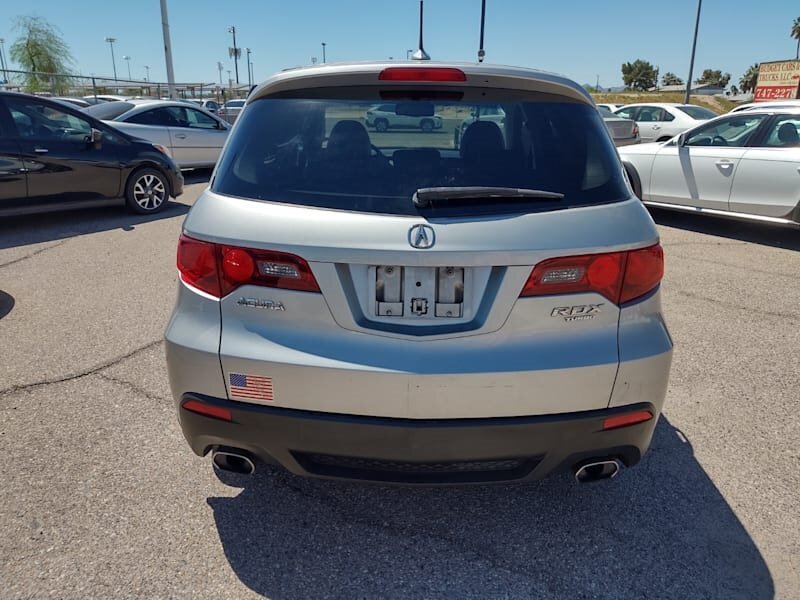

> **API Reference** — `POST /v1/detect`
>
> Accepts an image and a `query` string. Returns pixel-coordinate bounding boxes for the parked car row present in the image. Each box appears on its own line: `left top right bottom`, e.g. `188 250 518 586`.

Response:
0 91 183 217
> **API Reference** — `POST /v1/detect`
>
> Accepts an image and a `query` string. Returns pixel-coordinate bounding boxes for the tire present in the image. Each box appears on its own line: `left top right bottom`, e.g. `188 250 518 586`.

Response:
374 119 388 132
623 164 643 200
125 167 170 214
420 119 434 133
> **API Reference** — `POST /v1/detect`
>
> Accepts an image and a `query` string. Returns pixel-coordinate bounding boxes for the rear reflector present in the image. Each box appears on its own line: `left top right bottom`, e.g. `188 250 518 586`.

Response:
177 234 321 298
520 243 663 305
602 410 654 431
182 399 233 422
378 67 467 82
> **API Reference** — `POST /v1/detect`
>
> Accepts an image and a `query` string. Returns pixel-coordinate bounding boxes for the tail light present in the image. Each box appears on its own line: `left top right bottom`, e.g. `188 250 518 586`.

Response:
378 67 467 82
520 244 663 305
177 234 320 298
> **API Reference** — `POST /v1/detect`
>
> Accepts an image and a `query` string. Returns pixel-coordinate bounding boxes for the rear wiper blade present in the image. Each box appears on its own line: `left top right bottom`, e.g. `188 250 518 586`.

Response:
412 186 564 208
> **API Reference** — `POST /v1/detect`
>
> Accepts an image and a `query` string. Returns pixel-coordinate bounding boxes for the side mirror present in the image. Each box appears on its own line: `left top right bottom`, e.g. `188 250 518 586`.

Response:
675 133 687 147
90 128 103 148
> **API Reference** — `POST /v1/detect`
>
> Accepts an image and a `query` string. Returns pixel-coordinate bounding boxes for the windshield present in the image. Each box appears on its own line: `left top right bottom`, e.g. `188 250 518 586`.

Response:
677 105 716 120
212 93 628 216
83 101 135 120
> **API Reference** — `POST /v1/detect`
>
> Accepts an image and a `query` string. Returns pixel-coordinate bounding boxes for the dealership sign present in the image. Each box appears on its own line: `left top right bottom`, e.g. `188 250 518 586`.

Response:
754 60 800 101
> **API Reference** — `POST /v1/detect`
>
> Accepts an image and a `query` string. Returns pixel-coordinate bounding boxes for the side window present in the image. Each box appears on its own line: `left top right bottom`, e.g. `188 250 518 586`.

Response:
615 107 638 120
6 98 92 141
184 108 219 129
760 116 800 148
128 107 180 126
637 107 663 122
661 110 675 122
685 115 766 147
207 101 219 111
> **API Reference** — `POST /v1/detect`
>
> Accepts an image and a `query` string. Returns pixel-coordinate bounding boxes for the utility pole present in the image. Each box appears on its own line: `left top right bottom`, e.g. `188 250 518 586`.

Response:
217 61 223 85
684 0 702 104
123 55 132 80
246 48 252 87
104 37 118 80
321 42 326 63
144 65 150 81
160 0 177 99
228 26 240 84
0 39 8 84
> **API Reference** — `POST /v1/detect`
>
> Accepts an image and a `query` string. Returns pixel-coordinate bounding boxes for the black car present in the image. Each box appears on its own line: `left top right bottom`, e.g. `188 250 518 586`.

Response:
0 92 183 216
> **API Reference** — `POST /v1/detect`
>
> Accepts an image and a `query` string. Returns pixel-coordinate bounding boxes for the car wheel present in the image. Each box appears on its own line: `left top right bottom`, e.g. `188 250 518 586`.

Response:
623 164 643 200
420 119 434 133
125 168 170 214
374 119 388 132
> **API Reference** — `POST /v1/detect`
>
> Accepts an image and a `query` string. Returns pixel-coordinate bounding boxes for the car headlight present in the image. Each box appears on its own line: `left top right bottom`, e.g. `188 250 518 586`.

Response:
152 143 171 157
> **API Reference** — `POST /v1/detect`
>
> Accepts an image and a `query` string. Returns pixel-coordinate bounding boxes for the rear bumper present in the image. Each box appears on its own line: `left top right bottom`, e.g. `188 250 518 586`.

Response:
178 394 659 484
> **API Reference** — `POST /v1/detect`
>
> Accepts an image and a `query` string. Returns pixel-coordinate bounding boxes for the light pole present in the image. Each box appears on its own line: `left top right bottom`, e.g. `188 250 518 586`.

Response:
321 42 326 63
104 37 118 80
0 39 7 83
160 0 177 99
144 65 150 81
217 61 224 85
684 0 702 104
228 26 239 84
246 48 252 87
123 55 132 80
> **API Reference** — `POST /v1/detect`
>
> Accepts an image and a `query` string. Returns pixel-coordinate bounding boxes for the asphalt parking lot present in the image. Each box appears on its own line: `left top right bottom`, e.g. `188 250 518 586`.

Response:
1 175 798 599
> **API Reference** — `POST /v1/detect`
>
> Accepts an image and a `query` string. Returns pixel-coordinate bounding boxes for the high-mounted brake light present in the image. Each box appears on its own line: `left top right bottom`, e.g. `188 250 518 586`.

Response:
520 244 663 305
177 234 321 298
378 67 466 82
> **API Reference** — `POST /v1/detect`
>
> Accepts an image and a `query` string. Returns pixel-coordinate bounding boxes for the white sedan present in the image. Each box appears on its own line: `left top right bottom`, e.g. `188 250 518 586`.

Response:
618 108 800 226
614 103 716 142
83 100 230 169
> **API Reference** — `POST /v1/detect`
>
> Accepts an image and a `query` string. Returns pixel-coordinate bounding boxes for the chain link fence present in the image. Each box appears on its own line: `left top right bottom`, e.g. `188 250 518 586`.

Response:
0 68 250 101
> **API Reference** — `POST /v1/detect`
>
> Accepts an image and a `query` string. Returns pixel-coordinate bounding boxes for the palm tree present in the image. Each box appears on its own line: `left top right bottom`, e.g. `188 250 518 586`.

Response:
792 16 800 59
739 64 759 94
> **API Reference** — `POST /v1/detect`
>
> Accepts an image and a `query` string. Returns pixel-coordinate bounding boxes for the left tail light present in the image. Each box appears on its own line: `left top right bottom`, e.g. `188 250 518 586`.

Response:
520 244 664 305
177 234 321 298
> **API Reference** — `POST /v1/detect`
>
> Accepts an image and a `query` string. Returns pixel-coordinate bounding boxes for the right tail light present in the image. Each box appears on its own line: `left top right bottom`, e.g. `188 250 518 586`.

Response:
520 244 664 305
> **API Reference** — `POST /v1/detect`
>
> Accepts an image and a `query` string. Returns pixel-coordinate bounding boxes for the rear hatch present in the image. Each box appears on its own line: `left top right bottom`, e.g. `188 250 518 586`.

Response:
183 64 660 418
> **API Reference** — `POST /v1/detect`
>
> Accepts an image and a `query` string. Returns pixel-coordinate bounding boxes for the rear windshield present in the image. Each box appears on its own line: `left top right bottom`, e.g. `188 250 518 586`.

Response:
677 105 716 120
212 91 629 216
226 100 245 108
84 101 135 120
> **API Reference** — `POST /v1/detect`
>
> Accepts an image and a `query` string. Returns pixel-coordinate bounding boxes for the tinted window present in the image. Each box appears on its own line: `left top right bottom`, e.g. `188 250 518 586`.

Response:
6 98 92 141
207 101 219 110
760 116 800 147
226 100 245 108
614 107 638 120
677 106 716 120
212 95 629 216
685 115 766 147
127 107 182 126
84 101 136 120
597 106 614 117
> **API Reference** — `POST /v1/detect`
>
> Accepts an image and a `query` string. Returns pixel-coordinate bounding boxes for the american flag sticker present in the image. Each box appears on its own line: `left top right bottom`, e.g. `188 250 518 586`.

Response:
229 373 274 402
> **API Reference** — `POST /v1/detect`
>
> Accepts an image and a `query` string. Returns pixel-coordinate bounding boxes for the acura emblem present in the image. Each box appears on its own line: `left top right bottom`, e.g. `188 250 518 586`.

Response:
409 224 435 249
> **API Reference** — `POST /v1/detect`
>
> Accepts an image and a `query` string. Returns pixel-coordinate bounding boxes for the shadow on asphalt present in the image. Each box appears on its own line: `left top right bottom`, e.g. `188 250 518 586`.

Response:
207 417 773 599
0 290 14 319
0 169 211 251
650 207 800 251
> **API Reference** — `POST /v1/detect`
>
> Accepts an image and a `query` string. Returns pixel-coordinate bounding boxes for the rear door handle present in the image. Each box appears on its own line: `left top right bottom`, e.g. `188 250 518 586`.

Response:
652 125 661 130
34 148 49 154
174 133 187 139
716 160 733 167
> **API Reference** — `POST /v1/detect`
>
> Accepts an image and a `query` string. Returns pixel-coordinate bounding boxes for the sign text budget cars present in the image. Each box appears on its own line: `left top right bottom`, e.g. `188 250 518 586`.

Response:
754 60 800 101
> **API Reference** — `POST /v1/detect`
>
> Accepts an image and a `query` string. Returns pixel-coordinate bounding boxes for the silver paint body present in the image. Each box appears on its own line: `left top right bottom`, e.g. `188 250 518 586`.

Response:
166 61 673 421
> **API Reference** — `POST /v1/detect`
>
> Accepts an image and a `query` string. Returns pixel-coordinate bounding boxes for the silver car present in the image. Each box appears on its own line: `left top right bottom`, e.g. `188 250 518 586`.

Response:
366 103 444 132
597 105 640 146
218 99 246 124
166 62 672 485
84 99 230 169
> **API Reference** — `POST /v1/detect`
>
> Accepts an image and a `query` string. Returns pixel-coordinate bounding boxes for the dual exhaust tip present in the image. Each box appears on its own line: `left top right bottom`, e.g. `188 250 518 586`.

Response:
573 459 621 484
212 448 255 475
211 450 621 483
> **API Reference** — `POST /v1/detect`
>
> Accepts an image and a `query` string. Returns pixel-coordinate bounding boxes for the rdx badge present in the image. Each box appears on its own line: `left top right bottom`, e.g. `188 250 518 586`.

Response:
551 304 603 321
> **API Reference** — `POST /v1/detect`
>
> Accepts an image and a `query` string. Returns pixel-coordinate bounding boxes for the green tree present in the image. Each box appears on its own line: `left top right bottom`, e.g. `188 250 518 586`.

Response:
9 15 74 93
661 72 684 86
792 16 800 59
739 64 759 94
694 69 731 88
621 59 658 91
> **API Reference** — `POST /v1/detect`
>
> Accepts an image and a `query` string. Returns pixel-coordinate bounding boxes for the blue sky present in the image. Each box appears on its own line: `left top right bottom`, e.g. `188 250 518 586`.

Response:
1 1 798 88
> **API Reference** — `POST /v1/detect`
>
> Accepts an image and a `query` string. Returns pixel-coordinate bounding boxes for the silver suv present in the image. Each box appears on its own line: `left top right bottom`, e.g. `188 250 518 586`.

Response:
166 62 673 485
366 103 443 132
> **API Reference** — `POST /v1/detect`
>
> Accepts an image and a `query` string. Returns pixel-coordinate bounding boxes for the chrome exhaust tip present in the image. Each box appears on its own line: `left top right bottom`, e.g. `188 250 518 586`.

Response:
574 459 621 484
212 449 255 475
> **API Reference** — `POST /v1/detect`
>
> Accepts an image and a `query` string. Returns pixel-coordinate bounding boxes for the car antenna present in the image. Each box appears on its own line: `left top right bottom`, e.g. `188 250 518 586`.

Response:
410 0 431 60
477 0 486 63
